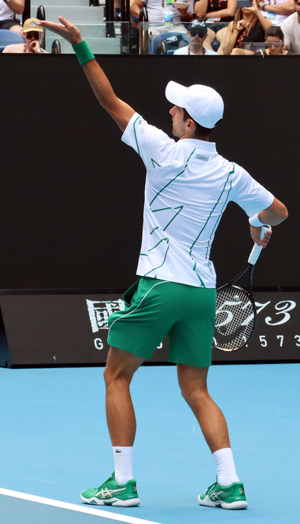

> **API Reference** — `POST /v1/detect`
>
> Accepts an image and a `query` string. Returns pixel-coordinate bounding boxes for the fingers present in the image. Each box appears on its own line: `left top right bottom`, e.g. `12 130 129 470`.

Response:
58 16 74 30
37 20 64 32
262 229 272 248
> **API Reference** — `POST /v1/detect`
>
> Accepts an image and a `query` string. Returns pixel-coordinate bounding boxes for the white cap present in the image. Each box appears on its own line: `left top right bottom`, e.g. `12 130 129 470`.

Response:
165 81 224 129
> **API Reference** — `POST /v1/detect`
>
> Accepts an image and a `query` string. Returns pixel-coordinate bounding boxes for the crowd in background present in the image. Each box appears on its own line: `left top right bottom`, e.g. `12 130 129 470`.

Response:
0 0 299 53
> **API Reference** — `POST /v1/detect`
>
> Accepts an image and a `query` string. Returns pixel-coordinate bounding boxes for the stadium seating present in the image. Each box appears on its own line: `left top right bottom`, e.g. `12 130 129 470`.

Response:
0 29 24 53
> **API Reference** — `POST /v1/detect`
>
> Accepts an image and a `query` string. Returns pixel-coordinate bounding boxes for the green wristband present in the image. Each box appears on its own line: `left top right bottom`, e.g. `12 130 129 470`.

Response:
72 39 95 66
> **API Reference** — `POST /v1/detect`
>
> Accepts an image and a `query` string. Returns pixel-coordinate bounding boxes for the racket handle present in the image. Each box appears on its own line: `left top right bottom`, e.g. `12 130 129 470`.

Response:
248 225 271 266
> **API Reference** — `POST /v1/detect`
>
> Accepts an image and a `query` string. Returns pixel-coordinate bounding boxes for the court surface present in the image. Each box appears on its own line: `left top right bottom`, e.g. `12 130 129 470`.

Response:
0 363 299 524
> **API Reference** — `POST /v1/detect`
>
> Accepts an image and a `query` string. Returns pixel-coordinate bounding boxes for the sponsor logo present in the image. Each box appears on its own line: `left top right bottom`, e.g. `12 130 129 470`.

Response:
210 491 224 501
86 299 125 333
95 487 126 499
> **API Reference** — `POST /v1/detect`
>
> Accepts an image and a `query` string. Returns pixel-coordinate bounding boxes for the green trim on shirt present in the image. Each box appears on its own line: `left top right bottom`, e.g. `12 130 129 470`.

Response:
189 163 235 257
133 115 142 156
144 239 170 277
205 165 235 259
149 148 196 207
151 158 161 168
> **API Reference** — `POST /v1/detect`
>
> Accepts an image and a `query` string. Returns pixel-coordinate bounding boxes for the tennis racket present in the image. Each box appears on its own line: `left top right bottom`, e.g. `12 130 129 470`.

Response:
213 225 270 352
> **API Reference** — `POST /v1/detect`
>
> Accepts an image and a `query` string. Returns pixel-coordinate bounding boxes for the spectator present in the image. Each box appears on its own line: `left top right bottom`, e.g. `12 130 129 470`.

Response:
130 0 195 26
194 0 237 22
223 0 272 55
257 0 295 26
173 19 219 53
3 17 47 53
281 0 300 53
255 25 289 54
194 0 237 52
0 0 25 35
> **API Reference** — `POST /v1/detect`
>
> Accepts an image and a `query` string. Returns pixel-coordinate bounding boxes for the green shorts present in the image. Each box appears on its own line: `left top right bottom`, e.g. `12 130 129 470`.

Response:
107 277 216 368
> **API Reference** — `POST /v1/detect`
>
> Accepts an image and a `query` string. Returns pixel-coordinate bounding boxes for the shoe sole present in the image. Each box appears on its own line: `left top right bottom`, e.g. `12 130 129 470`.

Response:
198 494 248 510
81 495 140 507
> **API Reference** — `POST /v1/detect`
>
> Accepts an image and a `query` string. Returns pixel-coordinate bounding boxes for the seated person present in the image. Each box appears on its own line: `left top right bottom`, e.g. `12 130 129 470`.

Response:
3 17 47 53
0 0 25 35
222 0 272 54
194 0 237 22
255 24 289 53
194 0 237 51
130 0 195 25
173 18 219 52
281 0 300 54
257 0 295 26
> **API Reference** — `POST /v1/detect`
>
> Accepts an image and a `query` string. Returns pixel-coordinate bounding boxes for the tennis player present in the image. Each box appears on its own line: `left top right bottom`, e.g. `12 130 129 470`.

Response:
39 17 288 510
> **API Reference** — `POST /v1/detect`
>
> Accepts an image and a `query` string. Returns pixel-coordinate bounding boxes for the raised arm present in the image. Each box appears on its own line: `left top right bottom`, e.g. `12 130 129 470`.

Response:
38 17 135 132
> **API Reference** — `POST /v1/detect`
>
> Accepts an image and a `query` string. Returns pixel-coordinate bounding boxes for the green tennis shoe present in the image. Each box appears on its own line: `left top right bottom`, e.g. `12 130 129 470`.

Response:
198 479 248 510
81 472 140 507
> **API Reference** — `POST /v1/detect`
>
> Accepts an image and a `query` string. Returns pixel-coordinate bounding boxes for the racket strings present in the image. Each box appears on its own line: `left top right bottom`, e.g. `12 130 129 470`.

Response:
213 285 255 351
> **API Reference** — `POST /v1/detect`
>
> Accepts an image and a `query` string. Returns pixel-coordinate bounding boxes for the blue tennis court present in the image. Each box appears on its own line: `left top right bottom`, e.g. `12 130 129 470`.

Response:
0 363 299 524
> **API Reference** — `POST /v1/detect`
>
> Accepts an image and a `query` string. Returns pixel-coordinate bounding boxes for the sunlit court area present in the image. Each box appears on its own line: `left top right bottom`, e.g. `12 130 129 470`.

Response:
0 0 299 522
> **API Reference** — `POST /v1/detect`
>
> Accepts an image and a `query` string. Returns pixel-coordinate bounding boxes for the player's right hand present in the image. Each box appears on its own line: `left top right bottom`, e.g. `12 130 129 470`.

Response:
38 17 82 46
250 225 272 248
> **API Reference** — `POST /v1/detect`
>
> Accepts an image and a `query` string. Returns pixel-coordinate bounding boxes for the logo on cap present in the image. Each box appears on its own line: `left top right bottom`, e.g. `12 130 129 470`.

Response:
190 20 205 28
30 21 37 26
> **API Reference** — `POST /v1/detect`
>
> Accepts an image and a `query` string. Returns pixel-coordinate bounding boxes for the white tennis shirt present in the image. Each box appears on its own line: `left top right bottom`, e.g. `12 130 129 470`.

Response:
122 113 274 288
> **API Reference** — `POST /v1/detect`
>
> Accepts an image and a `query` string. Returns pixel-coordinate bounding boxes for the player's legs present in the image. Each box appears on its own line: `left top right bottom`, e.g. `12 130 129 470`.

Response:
81 346 144 507
177 364 230 452
104 346 144 446
177 364 247 509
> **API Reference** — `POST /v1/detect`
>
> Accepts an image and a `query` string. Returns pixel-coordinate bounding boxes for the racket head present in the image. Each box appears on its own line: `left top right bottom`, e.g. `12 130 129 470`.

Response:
213 284 257 352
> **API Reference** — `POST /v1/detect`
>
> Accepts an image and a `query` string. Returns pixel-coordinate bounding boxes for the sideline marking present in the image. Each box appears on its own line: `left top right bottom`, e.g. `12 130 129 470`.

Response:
0 488 162 524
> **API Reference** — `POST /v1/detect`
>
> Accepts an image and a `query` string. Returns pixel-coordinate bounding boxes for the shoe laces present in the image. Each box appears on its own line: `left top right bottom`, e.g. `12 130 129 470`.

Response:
206 482 217 495
97 475 112 489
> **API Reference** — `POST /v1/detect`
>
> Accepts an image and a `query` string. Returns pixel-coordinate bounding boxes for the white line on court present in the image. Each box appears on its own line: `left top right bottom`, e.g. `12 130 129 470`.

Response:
0 488 162 524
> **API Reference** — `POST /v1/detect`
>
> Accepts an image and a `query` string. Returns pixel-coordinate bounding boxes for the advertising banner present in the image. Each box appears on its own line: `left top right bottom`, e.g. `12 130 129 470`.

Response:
0 291 299 367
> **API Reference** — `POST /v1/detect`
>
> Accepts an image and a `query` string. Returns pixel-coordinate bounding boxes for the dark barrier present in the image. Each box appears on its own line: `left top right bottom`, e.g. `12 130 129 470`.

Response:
0 55 299 366
0 291 299 367
0 55 299 292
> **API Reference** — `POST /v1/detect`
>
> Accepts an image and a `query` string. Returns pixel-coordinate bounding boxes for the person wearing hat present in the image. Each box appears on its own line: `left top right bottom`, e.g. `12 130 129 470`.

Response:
174 19 218 54
2 17 47 53
39 16 288 511
0 0 25 35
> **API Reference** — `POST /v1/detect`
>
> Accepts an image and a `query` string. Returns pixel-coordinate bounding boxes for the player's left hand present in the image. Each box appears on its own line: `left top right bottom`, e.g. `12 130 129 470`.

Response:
250 225 272 248
38 17 82 46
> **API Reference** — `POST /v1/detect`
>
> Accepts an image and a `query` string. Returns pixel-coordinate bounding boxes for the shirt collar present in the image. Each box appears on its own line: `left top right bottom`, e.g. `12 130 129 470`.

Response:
178 138 217 152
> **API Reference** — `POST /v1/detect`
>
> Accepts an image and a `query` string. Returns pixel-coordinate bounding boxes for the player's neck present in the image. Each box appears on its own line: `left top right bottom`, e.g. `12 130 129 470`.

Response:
179 132 209 142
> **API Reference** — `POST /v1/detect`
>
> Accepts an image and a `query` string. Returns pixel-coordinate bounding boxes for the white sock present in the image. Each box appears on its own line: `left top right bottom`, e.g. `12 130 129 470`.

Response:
112 446 133 485
213 448 239 486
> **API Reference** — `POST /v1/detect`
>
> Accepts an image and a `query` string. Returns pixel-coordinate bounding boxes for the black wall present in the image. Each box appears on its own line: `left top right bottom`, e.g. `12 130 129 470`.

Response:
0 55 298 291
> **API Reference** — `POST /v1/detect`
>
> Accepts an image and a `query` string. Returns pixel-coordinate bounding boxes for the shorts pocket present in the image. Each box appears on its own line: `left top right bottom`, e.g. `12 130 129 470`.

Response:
123 279 141 308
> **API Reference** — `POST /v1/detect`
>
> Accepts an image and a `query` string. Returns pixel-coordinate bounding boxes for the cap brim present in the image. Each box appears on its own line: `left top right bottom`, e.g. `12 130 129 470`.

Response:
23 28 43 32
165 81 188 108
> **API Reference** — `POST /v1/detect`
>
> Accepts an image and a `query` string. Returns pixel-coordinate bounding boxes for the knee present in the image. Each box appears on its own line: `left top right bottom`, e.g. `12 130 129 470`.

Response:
180 384 207 404
231 48 243 55
103 364 132 389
